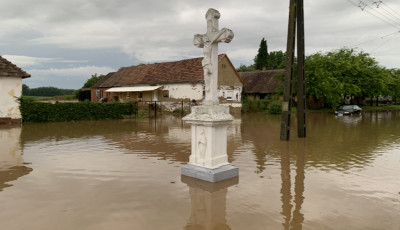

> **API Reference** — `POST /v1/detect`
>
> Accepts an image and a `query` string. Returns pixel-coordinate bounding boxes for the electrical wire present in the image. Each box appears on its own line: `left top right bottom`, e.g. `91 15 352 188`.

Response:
363 0 400 26
369 0 400 22
345 0 400 29
382 2 400 20
370 31 399 52
352 30 400 46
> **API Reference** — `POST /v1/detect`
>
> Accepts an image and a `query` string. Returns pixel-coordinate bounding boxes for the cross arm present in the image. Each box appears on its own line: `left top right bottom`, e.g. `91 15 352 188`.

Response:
212 28 234 44
194 34 205 48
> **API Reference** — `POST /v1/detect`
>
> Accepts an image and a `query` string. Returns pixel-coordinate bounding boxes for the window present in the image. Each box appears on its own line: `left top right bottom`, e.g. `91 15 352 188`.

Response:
163 90 169 98
96 90 100 98
139 92 143 98
226 91 233 100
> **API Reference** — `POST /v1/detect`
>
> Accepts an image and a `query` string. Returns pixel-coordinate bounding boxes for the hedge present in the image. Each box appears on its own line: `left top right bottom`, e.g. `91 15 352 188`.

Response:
19 98 137 122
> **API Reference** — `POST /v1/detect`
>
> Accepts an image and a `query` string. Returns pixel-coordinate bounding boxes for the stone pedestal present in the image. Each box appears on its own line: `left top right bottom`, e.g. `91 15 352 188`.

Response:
182 105 239 182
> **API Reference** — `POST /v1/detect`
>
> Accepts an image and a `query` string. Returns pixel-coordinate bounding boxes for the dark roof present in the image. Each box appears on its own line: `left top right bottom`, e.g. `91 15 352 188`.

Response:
91 72 115 88
96 54 227 88
239 69 284 94
0 56 31 78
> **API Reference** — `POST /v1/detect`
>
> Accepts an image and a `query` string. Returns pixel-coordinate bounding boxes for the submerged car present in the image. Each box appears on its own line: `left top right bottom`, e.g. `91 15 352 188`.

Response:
335 105 362 116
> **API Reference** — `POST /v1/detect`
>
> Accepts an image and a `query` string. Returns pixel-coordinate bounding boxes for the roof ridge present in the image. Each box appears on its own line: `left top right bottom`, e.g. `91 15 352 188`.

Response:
0 56 31 78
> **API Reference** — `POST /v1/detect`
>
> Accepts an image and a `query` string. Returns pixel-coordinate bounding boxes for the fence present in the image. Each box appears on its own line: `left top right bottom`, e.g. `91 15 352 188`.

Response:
136 101 195 117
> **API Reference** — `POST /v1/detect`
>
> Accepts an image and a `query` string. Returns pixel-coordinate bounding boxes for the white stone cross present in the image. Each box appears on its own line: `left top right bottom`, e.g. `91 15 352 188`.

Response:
194 8 234 105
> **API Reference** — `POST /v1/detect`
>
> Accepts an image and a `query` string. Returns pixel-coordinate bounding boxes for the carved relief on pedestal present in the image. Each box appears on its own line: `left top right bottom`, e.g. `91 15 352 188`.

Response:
197 128 207 167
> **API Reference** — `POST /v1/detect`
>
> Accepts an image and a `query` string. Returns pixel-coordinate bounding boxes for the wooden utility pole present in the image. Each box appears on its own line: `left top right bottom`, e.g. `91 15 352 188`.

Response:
280 0 297 141
280 0 306 141
297 0 306 138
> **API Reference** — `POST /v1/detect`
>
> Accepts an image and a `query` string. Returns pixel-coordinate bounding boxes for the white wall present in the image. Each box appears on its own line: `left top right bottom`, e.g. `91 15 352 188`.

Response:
218 85 242 102
163 83 204 100
0 77 22 119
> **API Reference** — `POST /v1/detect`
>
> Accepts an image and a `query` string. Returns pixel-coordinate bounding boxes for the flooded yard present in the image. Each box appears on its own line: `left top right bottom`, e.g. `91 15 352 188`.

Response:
0 112 399 230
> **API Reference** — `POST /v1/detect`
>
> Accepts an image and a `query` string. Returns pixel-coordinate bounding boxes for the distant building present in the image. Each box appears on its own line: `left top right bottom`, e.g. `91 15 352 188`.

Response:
0 56 31 124
91 54 243 110
239 69 284 100
88 72 115 102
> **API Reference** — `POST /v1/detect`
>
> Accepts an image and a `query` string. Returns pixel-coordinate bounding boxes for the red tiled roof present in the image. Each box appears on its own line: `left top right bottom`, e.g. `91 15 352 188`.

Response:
239 69 285 94
91 72 115 88
97 54 227 87
0 56 31 78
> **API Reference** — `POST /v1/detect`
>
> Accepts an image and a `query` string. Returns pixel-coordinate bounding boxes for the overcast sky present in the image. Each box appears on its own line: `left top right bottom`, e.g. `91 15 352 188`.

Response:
1 0 399 89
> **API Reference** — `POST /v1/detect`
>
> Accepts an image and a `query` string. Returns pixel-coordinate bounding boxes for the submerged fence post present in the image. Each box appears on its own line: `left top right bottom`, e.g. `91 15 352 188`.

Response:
154 101 157 117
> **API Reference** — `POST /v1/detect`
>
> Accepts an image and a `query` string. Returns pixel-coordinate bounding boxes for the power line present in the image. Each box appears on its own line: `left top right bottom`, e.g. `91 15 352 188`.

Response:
363 7 400 28
372 0 382 8
366 0 400 24
382 2 400 20
346 0 400 29
370 31 399 52
359 1 367 10
363 1 400 27
352 30 400 47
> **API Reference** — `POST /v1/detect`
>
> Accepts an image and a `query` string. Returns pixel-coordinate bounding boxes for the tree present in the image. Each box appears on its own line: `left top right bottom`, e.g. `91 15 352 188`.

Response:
236 64 255 72
305 47 392 108
83 73 105 88
255 38 268 70
268 51 286 69
22 84 30 95
24 86 75 96
387 68 400 102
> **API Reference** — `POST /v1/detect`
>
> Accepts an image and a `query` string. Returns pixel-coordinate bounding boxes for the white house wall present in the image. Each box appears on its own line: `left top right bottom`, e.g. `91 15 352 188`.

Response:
163 83 204 100
0 77 22 119
218 85 242 102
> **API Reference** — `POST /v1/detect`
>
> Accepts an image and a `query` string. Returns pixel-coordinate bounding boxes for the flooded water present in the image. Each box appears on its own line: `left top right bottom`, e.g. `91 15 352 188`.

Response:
0 112 399 230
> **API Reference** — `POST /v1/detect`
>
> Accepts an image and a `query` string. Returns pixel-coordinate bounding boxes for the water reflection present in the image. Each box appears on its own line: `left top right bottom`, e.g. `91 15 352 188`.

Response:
239 112 400 172
335 114 362 126
20 117 243 165
280 143 305 230
0 113 398 229
182 176 238 230
0 125 32 191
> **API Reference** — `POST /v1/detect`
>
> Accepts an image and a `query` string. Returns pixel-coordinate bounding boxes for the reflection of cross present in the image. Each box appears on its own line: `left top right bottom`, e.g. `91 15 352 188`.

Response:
194 8 234 105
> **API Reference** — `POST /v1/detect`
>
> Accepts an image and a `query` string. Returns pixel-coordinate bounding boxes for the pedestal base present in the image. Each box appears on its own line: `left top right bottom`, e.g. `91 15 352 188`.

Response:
181 164 239 182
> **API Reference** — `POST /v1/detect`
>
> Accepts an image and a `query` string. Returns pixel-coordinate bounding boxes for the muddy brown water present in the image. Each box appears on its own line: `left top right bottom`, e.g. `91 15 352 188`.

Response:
0 112 399 230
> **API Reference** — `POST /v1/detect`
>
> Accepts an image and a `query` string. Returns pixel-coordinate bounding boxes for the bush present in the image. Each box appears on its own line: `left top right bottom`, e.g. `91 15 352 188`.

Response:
268 103 282 114
19 98 137 122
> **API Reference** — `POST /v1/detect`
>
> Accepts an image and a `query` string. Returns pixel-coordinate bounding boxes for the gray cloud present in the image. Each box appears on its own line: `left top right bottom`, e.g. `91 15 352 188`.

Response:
1 0 399 89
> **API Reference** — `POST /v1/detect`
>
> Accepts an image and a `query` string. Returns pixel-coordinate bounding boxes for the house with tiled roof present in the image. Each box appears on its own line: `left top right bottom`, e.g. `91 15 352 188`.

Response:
0 56 31 123
239 69 284 100
92 54 243 108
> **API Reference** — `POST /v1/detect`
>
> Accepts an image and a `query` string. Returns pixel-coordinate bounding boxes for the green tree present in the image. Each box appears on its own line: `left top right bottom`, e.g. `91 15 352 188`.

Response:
236 64 256 72
387 68 400 102
22 84 30 95
305 48 392 108
23 86 75 97
254 38 268 70
268 51 286 69
83 73 105 88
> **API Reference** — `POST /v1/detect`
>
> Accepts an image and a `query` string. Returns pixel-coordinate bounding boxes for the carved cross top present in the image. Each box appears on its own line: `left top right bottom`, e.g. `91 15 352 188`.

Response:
194 8 234 105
